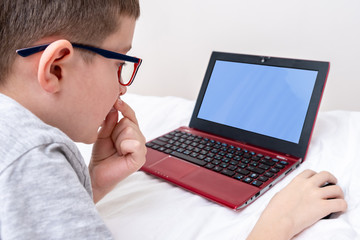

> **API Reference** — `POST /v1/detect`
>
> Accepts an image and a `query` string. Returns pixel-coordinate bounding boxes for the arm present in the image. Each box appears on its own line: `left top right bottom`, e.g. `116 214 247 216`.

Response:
247 170 347 240
89 98 147 203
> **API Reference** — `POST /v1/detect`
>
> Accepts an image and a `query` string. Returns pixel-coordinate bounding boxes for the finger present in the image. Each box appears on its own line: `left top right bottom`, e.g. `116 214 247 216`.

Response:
296 169 317 179
320 185 345 199
114 98 138 125
112 118 145 143
310 171 338 187
113 125 145 155
324 198 348 213
118 139 147 171
97 108 118 139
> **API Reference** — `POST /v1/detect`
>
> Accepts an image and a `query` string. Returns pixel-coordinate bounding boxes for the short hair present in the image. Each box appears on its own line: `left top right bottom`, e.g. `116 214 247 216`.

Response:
0 0 140 84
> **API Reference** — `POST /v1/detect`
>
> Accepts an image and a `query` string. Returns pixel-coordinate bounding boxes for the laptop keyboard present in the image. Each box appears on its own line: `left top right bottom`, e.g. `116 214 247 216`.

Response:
146 130 290 188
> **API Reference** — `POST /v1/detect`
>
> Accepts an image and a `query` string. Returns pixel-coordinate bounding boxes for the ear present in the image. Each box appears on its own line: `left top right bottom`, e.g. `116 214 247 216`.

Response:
37 40 74 93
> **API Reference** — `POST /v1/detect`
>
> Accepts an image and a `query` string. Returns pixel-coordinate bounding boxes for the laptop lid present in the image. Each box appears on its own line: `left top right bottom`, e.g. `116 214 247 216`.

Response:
189 51 329 160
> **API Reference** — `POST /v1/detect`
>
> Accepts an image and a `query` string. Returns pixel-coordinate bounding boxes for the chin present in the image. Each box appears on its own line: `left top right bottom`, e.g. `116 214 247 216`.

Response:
72 132 98 144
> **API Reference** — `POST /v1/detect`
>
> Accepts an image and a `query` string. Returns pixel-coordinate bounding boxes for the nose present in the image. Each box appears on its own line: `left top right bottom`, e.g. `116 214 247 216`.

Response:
119 84 127 96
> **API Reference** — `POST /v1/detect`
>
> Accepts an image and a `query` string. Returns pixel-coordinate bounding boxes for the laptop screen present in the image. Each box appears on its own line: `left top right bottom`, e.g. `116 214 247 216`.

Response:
197 60 318 144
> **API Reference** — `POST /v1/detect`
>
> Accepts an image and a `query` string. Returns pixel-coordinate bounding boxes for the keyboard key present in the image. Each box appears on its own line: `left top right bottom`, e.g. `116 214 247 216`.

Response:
236 168 250 175
260 159 275 166
251 180 263 187
221 169 235 177
246 166 264 174
258 164 270 170
258 176 269 182
275 163 284 169
250 173 259 179
213 166 223 172
171 151 207 166
205 163 214 169
264 172 274 178
234 174 244 180
228 165 237 171
243 177 253 183
270 168 280 173
219 163 229 168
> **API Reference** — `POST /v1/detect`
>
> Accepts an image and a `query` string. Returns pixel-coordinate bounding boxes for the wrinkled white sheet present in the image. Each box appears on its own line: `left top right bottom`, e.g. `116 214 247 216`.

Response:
77 93 360 240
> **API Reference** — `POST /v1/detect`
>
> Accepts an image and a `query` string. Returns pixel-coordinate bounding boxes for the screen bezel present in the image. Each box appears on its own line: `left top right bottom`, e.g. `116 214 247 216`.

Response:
189 51 329 159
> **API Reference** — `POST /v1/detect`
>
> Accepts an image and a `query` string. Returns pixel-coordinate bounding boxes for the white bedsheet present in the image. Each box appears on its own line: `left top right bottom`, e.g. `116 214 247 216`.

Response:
77 93 360 240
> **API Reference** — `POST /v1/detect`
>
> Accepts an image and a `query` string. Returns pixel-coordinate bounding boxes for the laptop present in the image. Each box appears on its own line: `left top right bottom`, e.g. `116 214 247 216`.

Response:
142 51 329 210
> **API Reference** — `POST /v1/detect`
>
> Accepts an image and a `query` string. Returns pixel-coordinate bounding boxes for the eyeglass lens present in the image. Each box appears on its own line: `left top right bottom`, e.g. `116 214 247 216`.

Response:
118 61 137 86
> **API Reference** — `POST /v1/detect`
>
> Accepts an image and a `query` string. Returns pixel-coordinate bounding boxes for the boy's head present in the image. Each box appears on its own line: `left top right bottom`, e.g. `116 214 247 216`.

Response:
0 0 140 83
0 0 140 143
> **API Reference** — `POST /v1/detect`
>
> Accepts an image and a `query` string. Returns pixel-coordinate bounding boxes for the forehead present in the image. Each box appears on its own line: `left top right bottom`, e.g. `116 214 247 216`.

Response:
101 16 136 53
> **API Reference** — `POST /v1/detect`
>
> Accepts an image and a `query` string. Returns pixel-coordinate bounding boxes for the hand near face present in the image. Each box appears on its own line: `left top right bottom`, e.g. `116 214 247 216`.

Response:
89 98 147 203
247 170 347 240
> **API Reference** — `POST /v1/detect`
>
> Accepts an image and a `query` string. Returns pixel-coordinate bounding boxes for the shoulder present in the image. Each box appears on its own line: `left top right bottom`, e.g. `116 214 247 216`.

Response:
0 146 113 239
0 93 88 188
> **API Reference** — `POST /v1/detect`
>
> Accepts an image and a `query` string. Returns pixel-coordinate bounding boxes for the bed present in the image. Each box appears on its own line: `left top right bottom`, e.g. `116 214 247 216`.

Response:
76 93 360 239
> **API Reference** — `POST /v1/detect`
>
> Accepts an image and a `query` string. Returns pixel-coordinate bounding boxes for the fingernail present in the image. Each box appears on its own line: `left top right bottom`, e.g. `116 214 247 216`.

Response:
110 107 117 112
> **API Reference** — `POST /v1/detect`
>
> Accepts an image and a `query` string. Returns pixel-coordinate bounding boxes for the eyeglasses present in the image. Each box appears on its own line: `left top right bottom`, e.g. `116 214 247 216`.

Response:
16 42 142 86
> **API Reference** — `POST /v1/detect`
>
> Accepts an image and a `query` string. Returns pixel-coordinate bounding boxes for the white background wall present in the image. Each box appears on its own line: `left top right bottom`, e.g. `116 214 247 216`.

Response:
128 0 360 111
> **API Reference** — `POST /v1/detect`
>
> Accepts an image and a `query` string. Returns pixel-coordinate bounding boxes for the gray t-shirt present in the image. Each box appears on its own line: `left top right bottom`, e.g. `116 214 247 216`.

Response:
0 94 113 239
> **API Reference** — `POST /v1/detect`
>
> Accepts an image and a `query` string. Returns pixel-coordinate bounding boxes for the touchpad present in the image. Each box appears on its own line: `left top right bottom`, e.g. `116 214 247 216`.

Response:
150 156 199 179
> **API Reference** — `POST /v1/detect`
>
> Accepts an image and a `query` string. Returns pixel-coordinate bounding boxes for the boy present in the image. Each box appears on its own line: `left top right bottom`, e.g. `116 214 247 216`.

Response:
0 1 346 239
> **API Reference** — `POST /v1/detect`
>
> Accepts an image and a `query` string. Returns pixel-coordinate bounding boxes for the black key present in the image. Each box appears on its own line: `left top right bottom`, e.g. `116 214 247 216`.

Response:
258 164 270 170
264 172 274 178
233 156 241 161
236 168 250 175
221 169 235 177
205 163 215 169
251 180 263 187
228 165 237 171
213 166 223 172
275 163 285 169
212 160 221 165
152 139 167 146
247 166 265 174
219 163 229 168
230 160 238 165
241 158 250 164
258 176 269 182
158 147 166 152
164 149 172 154
171 151 207 166
234 174 244 180
158 137 169 142
270 168 280 173
183 150 191 155
238 163 247 169
243 177 253 183
250 173 259 179
260 159 275 166
145 142 154 148
249 161 258 167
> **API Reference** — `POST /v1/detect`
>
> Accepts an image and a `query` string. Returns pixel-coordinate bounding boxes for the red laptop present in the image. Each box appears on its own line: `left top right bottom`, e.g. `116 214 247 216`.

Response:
142 51 329 210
